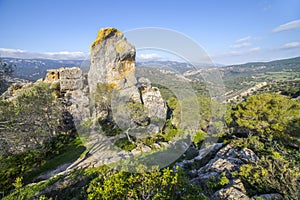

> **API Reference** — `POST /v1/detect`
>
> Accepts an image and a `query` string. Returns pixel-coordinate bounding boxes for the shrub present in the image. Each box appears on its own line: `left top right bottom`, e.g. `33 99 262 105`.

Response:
237 156 300 198
87 165 207 200
192 131 207 145
206 172 229 193
115 137 137 151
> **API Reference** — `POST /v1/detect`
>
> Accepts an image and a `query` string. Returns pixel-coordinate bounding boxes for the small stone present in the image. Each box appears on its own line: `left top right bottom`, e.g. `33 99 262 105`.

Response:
159 142 170 148
140 145 152 152
153 143 161 149
252 193 284 200
148 124 160 134
211 186 250 200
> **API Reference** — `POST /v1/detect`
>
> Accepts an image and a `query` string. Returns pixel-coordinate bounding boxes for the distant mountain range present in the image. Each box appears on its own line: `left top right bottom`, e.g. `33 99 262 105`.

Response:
220 56 300 79
1 56 300 81
0 57 90 81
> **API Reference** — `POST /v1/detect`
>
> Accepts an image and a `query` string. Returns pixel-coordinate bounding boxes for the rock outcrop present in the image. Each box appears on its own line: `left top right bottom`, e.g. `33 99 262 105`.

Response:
211 179 250 200
137 77 167 120
88 28 166 131
1 82 33 100
45 67 84 92
181 144 258 199
88 28 138 97
44 67 89 123
252 193 284 200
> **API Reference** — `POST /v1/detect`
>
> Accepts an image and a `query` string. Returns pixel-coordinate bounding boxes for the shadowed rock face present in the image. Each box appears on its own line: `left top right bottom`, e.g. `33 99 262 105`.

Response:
88 28 137 94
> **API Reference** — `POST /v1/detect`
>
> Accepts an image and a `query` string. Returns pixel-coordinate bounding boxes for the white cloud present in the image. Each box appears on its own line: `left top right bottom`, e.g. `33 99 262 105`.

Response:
272 19 300 33
226 47 261 56
211 47 262 61
0 48 25 53
249 47 261 52
278 42 300 50
235 36 252 43
136 53 163 61
0 48 88 60
230 42 251 49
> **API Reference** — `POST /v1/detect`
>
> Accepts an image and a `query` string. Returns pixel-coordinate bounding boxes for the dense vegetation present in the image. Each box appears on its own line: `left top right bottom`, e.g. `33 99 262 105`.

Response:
227 93 300 199
0 83 84 192
2 92 298 199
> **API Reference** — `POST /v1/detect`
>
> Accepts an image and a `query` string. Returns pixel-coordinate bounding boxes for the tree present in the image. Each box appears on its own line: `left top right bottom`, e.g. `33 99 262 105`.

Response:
0 83 62 154
0 59 14 93
229 93 300 147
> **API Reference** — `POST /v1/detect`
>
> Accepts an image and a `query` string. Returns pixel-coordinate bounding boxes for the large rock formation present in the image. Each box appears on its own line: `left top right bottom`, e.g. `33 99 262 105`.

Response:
88 28 139 100
88 28 167 131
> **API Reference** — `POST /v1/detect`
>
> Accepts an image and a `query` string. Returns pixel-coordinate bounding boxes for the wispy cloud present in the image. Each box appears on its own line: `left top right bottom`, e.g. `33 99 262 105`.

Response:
136 53 163 61
223 47 261 57
230 42 251 49
272 19 300 33
0 48 88 60
278 42 300 50
231 47 261 56
235 36 252 43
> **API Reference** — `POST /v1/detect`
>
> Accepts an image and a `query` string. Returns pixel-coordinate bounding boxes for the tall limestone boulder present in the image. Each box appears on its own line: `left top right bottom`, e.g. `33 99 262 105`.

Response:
88 28 140 102
88 28 167 132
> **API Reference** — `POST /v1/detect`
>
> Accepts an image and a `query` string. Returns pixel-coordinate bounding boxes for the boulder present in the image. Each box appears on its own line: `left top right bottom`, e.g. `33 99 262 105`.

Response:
211 179 250 200
140 86 167 119
88 28 137 94
88 28 167 133
189 144 257 198
252 193 284 200
176 143 223 170
44 67 84 92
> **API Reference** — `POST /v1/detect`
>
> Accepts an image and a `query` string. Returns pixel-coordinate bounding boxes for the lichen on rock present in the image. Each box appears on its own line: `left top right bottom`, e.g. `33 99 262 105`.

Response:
90 27 123 51
88 27 136 93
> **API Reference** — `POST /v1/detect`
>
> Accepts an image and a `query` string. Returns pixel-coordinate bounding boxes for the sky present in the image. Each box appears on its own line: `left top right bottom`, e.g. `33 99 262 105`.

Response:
0 0 300 65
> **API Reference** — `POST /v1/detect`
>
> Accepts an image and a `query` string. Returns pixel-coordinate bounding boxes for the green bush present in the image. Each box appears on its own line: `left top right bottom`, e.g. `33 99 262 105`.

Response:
192 131 207 145
229 93 300 148
206 172 229 193
87 165 207 200
115 137 137 151
237 156 300 198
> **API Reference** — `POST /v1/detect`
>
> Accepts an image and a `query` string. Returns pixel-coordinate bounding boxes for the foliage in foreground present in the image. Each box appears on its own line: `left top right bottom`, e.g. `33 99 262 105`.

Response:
227 93 300 199
0 83 82 192
87 165 207 200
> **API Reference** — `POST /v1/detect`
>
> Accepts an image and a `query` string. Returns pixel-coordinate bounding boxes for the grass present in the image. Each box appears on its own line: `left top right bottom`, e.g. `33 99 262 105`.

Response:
3 175 62 200
23 137 86 184
115 137 137 151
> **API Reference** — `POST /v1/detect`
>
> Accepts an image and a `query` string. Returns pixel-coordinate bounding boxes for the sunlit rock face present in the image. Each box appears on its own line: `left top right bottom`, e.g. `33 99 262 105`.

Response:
88 28 137 96
137 77 167 120
87 28 167 133
44 67 84 92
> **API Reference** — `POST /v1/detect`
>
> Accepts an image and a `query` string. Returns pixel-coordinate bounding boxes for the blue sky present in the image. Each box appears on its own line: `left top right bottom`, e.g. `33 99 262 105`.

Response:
0 0 300 64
